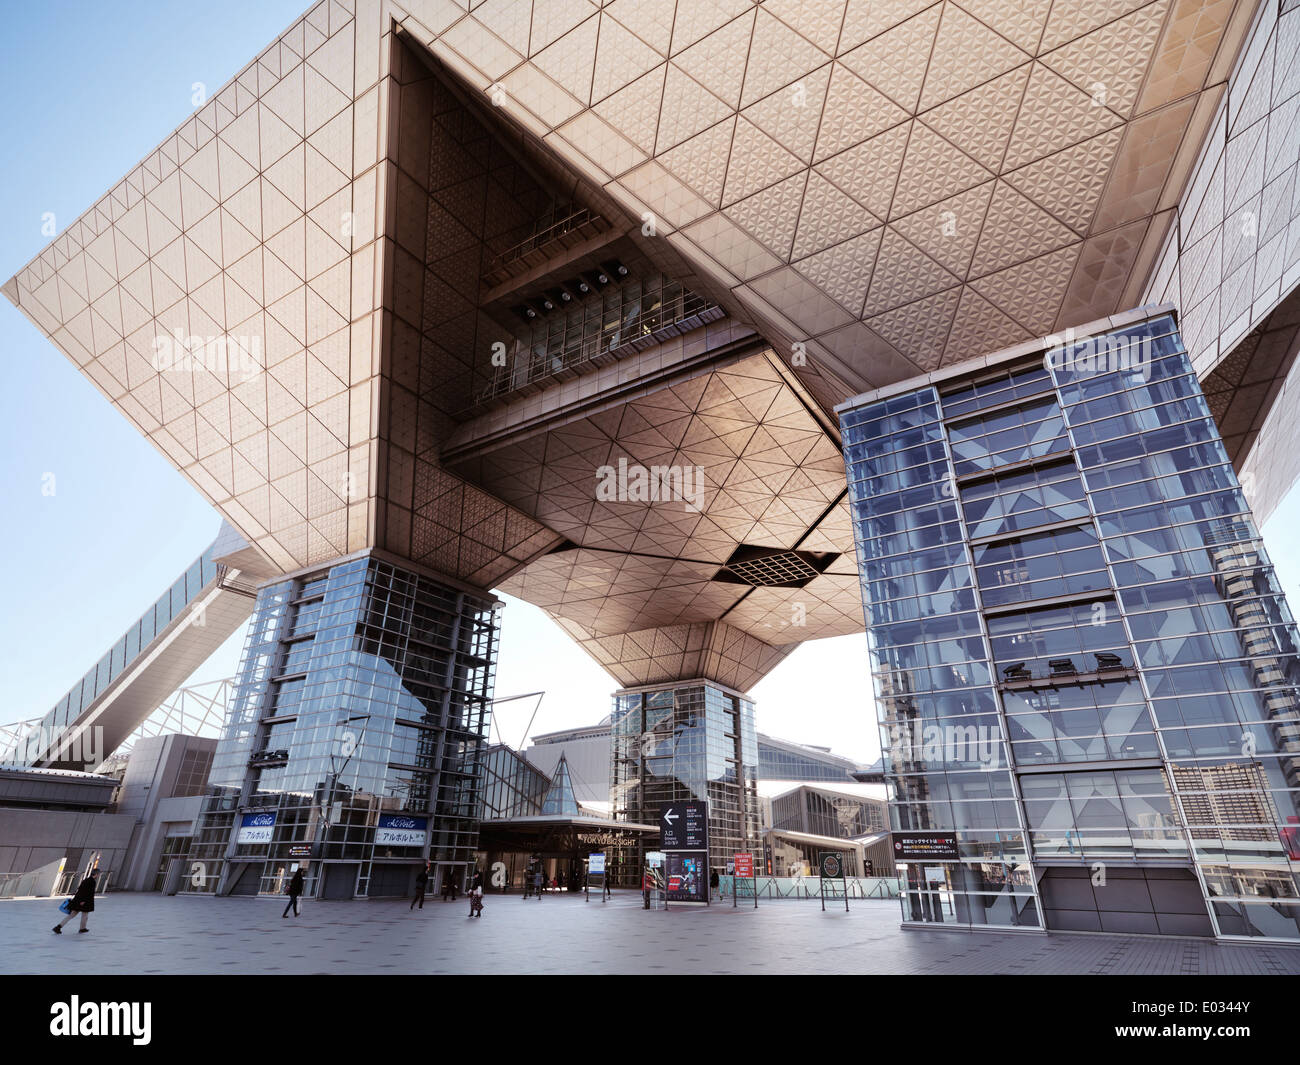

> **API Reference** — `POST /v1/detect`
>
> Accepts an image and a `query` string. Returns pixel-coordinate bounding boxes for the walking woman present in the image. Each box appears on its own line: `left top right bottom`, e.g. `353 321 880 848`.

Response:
282 867 305 918
53 867 97 935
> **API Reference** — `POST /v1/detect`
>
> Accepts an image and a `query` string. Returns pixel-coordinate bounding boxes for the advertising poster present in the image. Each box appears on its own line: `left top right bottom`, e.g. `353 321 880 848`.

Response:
819 851 845 880
664 851 707 903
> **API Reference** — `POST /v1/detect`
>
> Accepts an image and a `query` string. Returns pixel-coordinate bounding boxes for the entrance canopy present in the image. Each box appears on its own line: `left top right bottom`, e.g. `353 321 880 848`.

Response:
479 814 658 856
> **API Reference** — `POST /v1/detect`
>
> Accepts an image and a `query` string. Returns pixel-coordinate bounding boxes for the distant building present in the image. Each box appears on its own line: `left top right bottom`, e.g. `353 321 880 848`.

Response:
525 719 616 805
757 733 864 783
611 680 763 875
762 783 894 878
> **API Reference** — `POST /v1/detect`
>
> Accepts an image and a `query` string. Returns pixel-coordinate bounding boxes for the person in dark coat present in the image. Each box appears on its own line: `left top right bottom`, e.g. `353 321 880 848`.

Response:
53 868 97 934
282 867 305 918
410 864 429 911
468 868 483 916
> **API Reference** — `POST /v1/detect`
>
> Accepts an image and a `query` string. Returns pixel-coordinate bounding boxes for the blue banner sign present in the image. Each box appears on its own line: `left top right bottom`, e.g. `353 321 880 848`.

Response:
376 814 428 847
237 812 276 844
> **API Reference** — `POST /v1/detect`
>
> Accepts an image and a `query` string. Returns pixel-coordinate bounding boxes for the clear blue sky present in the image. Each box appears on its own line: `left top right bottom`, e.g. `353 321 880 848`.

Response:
1 3 1298 767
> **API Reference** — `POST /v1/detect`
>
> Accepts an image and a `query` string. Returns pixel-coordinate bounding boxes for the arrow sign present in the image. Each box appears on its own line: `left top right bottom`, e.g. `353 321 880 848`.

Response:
659 800 707 850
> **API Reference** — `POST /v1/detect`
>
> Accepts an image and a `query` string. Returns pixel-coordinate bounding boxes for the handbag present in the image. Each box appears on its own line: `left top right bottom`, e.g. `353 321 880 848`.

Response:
58 898 72 914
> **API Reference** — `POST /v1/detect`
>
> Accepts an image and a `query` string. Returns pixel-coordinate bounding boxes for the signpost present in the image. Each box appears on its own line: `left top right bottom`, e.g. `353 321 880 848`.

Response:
585 852 609 903
819 850 849 912
659 800 708 850
659 801 709 907
733 851 757 909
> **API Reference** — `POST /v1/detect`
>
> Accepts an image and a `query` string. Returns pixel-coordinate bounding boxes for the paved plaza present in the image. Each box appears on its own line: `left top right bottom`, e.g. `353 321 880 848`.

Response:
5 891 1299 975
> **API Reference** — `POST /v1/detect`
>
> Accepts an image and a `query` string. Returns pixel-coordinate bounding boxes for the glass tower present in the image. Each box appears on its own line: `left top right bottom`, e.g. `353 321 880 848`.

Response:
188 554 498 900
610 680 762 876
838 309 1300 941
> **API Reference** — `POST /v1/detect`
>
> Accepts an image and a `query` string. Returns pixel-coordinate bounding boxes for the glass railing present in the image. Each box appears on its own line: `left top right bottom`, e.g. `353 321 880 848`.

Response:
474 289 723 408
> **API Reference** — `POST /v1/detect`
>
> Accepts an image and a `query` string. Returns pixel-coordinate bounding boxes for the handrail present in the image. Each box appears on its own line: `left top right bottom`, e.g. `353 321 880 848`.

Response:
470 291 723 409
485 204 603 274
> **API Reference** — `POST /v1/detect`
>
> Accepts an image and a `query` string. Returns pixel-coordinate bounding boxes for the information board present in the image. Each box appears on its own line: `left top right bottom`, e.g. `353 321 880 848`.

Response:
891 831 960 861
659 801 708 851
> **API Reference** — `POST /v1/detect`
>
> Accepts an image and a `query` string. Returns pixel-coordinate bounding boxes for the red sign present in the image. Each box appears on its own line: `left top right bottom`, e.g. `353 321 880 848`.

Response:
734 852 754 877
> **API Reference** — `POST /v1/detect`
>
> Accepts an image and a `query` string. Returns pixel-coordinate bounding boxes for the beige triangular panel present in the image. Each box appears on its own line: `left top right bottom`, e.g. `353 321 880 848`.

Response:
866 285 961 372
1041 0 1169 118
919 64 1029 172
815 122 909 220
891 180 994 277
660 118 736 206
791 171 882 258
891 122 993 218
1003 127 1123 233
970 244 1079 335
970 180 1080 275
592 13 665 103
656 63 735 151
740 8 830 109
942 285 1031 365
814 62 909 163
839 5 940 113
792 228 883 314
919 2 1029 111
863 227 960 316
671 8 754 109
722 118 806 206
953 0 1051 55
604 0 677 56
839 0 937 54
1003 62 1124 170
740 64 830 165
593 65 667 153
728 171 809 260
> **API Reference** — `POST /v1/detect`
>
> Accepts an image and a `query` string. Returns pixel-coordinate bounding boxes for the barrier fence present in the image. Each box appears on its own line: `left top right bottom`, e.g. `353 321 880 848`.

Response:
719 875 902 900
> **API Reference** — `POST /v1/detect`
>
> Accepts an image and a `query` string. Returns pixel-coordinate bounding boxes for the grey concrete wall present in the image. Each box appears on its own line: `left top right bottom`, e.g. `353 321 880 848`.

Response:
0 809 136 881
119 795 204 893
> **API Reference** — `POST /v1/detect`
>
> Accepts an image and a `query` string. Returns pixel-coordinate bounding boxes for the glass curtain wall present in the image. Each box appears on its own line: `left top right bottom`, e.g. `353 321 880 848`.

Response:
840 312 1300 940
188 555 498 899
610 681 761 876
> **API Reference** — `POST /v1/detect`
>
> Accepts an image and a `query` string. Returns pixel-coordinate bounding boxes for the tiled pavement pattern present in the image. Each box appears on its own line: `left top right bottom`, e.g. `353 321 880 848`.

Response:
6 892 1299 974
